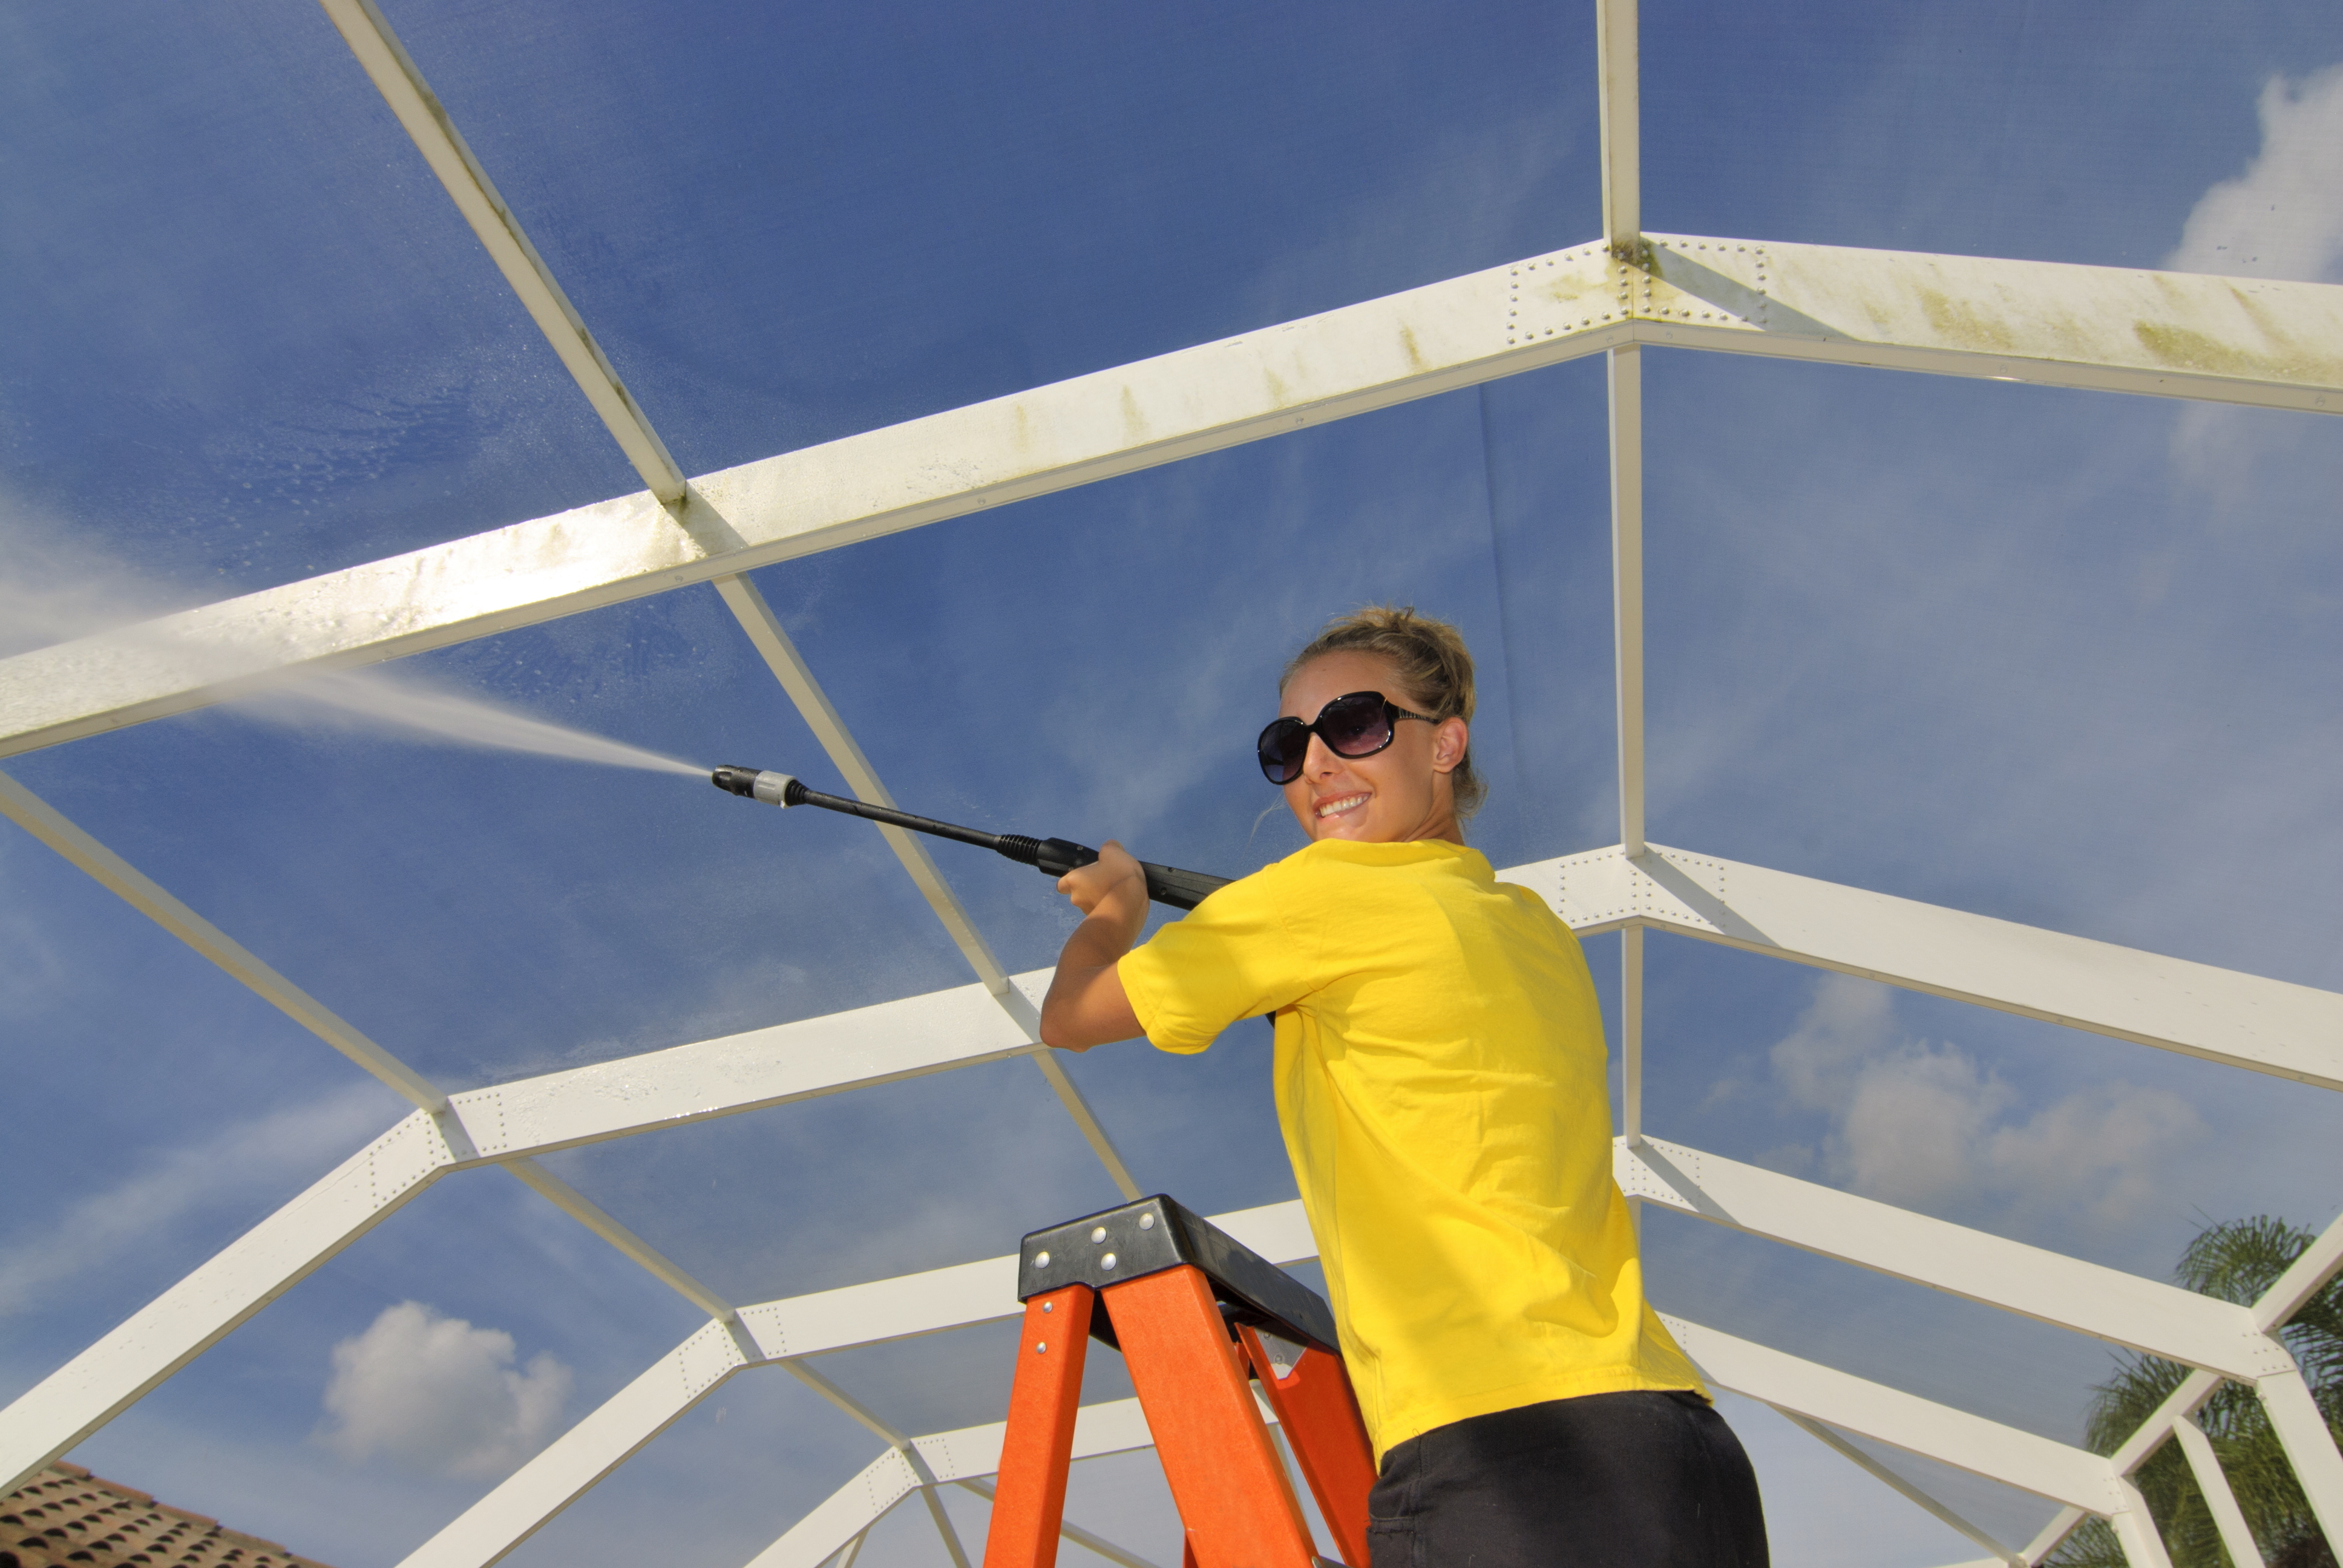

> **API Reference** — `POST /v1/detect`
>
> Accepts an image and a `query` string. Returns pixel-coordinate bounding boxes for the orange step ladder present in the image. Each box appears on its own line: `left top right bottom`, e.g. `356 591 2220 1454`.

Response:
980 1196 1377 1568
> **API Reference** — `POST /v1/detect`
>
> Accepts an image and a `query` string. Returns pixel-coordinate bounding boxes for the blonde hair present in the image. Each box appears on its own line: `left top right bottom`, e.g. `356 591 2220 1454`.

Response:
1281 606 1485 822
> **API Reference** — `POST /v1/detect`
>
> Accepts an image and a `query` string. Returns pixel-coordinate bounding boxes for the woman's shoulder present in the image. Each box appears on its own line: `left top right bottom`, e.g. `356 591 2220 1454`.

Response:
1277 837 1484 872
1259 839 1496 912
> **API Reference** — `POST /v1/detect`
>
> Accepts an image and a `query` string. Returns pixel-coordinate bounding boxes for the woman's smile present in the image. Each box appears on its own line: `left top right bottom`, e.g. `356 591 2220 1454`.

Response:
1280 648 1467 844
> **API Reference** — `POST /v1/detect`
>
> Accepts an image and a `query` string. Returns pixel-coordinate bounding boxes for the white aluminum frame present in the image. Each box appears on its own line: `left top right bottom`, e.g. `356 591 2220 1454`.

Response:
1 0 2338 1563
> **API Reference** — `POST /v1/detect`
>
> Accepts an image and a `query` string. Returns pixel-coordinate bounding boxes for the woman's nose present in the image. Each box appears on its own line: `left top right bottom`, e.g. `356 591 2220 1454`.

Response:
1303 733 1342 777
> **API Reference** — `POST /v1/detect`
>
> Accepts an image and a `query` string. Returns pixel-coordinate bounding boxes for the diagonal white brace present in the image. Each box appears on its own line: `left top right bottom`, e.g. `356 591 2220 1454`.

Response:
745 1399 1165 1568
953 1477 1164 1568
312 0 685 501
2105 1474 2178 1568
399 1201 1316 1568
711 575 1012 993
781 1361 973 1568
710 573 1142 1199
0 768 444 1111
320 0 1148 1212
1771 1406 2020 1566
2170 1417 2266 1568
2255 1369 2343 1556
0 976 1041 1494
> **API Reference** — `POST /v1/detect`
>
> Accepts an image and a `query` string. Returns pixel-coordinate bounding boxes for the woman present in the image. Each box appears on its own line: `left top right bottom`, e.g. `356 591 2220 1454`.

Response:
1041 606 1768 1567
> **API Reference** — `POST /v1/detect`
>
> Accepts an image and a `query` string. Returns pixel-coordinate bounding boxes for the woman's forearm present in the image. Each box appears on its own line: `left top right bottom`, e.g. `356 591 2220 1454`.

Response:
1040 890 1147 1049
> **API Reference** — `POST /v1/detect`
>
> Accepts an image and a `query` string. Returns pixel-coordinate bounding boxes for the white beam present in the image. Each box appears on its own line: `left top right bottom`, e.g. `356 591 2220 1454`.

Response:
1619 924 1645 1146
500 1157 738 1323
1664 1316 2123 1514
0 976 1043 1494
2169 1417 2266 1568
400 1316 758 1568
2020 1508 2092 1566
952 1478 1164 1568
1772 1406 2020 1567
2108 1474 2179 1568
745 1400 1161 1568
1539 844 2343 1089
711 575 1141 1200
408 1204 1312 1568
0 239 1633 759
13 809 2328 1495
0 772 773 1470
0 772 755 1319
1595 0 1639 242
710 576 1011 993
1619 1137 2295 1380
782 1361 974 1568
2103 1210 2343 1461
325 0 1149 1215
2014 1212 2343 1563
0 1105 460 1494
16 235 2331 760
2252 1207 2343 1332
443 978 1037 1157
1629 235 2343 412
21 832 2325 1489
312 0 685 501
0 768 443 1110
2255 1371 2343 1555
407 1191 2215 1568
1608 346 1646 858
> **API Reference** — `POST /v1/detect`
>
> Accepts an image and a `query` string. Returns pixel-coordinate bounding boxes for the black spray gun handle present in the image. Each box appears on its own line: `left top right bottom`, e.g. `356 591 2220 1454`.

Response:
996 835 1231 913
711 767 1233 912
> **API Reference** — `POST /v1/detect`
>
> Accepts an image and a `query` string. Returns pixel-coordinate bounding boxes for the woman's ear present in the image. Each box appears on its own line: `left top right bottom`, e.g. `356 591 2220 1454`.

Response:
1430 717 1469 774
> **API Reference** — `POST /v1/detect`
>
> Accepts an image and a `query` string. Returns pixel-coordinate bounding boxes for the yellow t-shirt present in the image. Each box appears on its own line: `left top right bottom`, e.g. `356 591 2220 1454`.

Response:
1116 836 1705 1460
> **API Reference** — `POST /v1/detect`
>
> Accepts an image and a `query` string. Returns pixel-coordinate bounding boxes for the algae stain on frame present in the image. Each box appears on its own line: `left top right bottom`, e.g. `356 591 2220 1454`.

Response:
1398 324 1429 373
1911 286 2028 356
2131 319 2282 379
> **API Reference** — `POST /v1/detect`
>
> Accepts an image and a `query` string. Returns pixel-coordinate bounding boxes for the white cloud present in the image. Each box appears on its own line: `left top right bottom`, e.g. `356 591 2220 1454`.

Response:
1766 976 2206 1232
1836 1040 2015 1209
317 1301 572 1478
2163 61 2343 494
1769 973 1899 1113
0 1083 396 1315
2166 62 2343 284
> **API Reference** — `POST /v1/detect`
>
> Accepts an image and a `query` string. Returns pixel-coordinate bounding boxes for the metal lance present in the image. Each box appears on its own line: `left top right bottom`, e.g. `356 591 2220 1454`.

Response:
709 767 1231 911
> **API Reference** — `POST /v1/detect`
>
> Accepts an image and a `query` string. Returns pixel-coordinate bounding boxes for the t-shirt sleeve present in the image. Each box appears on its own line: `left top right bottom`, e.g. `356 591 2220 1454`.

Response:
1116 864 1319 1054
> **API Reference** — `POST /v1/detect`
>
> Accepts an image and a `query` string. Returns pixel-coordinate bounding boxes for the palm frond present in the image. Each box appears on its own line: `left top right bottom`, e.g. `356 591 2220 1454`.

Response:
2039 1216 2341 1568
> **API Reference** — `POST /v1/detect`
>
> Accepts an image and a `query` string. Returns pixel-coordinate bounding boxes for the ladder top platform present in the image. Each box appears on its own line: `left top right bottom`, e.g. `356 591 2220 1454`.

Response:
1015 1194 1339 1353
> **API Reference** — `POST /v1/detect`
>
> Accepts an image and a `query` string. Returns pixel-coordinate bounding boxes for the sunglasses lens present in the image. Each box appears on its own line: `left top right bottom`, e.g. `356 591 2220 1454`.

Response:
1321 694 1394 757
1257 719 1309 783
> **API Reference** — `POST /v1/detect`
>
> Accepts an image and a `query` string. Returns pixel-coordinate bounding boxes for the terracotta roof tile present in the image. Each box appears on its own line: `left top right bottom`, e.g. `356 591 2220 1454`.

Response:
1 1466 332 1568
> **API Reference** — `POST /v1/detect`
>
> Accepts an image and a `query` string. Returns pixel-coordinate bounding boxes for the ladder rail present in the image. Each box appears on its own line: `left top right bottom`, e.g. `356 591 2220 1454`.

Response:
980 1196 1374 1568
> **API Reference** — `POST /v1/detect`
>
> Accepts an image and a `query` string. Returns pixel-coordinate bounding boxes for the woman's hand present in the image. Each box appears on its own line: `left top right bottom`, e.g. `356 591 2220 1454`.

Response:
1041 841 1147 1051
1057 841 1147 929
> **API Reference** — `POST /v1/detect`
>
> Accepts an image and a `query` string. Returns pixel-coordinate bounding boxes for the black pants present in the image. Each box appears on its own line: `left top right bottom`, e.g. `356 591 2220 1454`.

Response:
1365 1391 1769 1568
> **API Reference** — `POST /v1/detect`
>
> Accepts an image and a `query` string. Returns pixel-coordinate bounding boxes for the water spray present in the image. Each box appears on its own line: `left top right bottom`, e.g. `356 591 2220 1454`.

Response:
711 767 1231 910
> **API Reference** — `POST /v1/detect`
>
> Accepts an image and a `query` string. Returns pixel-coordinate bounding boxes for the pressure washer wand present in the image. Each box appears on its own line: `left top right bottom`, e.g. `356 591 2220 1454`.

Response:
710 766 1232 912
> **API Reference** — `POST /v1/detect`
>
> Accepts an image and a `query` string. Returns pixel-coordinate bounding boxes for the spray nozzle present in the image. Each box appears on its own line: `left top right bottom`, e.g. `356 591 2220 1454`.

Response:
711 766 801 806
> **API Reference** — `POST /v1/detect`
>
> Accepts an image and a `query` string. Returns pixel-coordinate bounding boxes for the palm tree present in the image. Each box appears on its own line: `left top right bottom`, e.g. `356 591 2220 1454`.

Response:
2045 1217 2341 1568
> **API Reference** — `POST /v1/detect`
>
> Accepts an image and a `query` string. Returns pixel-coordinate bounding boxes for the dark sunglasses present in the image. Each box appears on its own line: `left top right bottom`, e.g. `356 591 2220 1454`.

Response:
1257 691 1437 785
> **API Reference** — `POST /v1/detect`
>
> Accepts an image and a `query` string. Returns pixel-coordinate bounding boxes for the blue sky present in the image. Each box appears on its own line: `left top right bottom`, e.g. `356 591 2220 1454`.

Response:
3 2 2341 1564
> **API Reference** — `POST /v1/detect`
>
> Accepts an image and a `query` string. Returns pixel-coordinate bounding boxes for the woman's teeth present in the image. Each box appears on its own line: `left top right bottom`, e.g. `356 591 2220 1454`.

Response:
1316 792 1369 818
